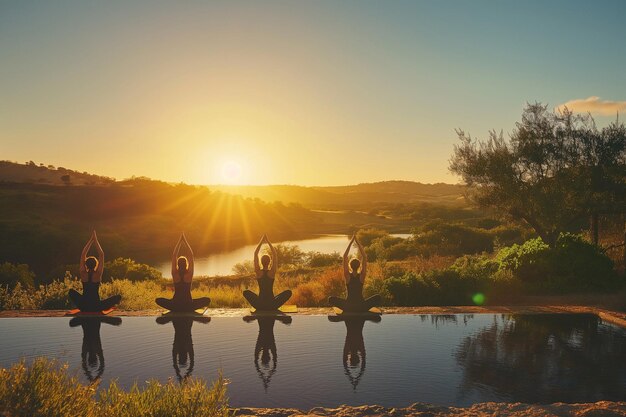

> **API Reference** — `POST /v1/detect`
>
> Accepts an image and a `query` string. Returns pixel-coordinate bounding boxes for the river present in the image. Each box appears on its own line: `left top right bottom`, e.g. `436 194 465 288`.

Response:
156 234 411 277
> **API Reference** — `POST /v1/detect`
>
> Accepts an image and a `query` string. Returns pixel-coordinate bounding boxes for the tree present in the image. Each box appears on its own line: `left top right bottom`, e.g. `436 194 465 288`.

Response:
60 174 71 185
450 103 626 247
0 262 35 288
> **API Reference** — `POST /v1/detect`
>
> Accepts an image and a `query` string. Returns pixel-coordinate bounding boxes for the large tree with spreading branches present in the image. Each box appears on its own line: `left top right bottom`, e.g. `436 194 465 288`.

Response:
450 103 625 248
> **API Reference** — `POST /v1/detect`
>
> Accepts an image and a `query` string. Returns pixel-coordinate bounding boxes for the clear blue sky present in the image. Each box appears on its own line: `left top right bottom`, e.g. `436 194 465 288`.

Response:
1 1 625 185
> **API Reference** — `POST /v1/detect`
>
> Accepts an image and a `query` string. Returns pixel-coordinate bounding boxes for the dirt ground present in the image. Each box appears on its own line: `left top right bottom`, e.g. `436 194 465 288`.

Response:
233 402 626 417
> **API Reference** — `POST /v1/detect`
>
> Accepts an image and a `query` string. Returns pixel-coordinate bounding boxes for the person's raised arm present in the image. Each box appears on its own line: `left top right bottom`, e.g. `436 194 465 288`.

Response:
266 236 277 277
356 238 367 281
253 236 264 275
79 234 94 273
92 231 105 280
343 236 355 279
171 234 183 278
182 233 194 279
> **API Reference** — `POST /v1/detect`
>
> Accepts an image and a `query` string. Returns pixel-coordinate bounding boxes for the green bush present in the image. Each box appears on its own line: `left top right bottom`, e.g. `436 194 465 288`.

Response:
273 244 306 268
413 223 494 256
231 260 254 275
0 262 35 288
357 228 389 246
365 235 405 261
383 270 480 306
0 357 231 417
306 251 341 268
102 258 163 282
496 234 619 293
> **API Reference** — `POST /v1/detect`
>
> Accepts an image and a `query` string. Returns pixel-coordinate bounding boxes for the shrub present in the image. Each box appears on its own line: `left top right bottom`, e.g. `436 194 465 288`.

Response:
496 234 619 293
357 228 388 246
366 235 405 261
306 251 341 268
0 262 35 288
273 244 306 268
414 223 494 256
291 267 344 306
232 260 254 275
102 258 163 282
0 357 231 417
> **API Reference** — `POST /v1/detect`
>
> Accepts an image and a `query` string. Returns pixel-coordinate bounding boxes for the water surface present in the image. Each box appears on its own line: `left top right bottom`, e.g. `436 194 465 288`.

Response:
156 234 412 276
0 314 624 408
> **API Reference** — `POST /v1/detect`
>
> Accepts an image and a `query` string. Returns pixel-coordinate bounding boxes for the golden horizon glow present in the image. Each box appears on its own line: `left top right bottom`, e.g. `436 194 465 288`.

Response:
2 2 623 186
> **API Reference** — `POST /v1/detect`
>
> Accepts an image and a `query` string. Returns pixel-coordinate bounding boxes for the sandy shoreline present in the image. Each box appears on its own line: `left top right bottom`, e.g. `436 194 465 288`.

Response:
1 306 624 327
232 402 626 416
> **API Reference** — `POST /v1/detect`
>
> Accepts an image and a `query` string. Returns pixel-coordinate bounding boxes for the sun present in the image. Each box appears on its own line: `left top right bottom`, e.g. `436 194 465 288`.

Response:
220 160 243 184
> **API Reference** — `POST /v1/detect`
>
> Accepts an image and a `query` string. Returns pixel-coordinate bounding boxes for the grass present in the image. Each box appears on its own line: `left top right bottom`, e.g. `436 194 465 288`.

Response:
1 252 622 311
0 357 231 417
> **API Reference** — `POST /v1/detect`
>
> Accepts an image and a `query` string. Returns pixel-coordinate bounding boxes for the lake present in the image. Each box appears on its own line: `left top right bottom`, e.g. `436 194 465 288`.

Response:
156 234 412 277
0 313 624 408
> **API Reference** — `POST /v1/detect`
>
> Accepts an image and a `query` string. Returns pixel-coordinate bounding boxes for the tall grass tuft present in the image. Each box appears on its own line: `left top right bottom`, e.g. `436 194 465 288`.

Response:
0 357 232 417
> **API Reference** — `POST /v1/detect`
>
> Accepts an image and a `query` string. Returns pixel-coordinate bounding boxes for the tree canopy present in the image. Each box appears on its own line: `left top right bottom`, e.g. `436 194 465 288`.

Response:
450 103 626 246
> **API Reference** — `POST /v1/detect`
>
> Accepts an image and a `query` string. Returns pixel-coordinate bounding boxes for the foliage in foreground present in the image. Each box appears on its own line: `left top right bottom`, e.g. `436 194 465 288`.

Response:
383 233 623 306
0 357 231 417
0 233 622 310
496 233 619 293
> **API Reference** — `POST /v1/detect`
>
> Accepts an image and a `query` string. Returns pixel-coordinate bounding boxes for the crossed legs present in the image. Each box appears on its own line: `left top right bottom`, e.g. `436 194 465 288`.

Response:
329 295 381 312
155 297 211 312
244 289 292 311
69 289 121 312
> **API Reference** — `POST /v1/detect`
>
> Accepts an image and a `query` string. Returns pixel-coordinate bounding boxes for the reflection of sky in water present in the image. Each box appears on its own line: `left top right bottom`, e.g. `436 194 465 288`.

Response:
0 314 624 408
157 234 412 277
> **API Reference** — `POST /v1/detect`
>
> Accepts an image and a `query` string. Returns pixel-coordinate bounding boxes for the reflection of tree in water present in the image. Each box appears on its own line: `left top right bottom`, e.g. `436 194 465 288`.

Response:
419 314 474 327
156 316 210 383
245 315 291 392
456 314 626 403
70 316 122 383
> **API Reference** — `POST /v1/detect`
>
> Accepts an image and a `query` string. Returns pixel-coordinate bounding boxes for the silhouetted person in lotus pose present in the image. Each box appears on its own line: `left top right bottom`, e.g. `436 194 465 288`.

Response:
156 315 210 382
243 235 292 311
69 231 121 312
329 235 381 313
70 316 122 382
155 233 210 312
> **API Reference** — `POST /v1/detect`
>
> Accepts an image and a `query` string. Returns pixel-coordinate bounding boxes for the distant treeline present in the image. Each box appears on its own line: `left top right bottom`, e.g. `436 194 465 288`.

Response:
0 180 486 281
0 180 317 279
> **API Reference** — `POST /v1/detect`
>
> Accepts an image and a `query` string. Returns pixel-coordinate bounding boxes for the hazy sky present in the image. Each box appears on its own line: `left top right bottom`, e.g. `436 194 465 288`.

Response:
1 1 625 185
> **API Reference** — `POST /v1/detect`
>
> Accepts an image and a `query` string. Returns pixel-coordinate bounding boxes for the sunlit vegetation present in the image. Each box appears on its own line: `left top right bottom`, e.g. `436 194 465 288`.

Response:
0 162 476 281
2 229 622 311
0 357 231 417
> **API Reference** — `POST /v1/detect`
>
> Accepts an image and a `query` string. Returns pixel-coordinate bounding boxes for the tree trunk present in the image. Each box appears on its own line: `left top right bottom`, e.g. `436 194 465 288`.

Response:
623 215 626 269
590 213 599 246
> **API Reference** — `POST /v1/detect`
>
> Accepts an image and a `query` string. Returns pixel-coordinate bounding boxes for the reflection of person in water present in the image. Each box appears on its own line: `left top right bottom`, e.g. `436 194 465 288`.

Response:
243 235 292 311
244 315 291 391
329 315 381 390
69 316 122 382
155 233 211 312
329 235 381 313
69 231 121 312
156 315 210 382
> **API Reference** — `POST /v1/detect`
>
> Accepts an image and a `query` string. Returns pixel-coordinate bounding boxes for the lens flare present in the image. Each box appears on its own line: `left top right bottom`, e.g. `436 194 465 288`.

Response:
472 293 485 305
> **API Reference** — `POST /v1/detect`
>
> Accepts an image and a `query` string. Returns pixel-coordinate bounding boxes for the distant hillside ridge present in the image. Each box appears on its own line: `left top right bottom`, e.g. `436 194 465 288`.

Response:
212 181 465 209
0 160 465 208
0 160 115 186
